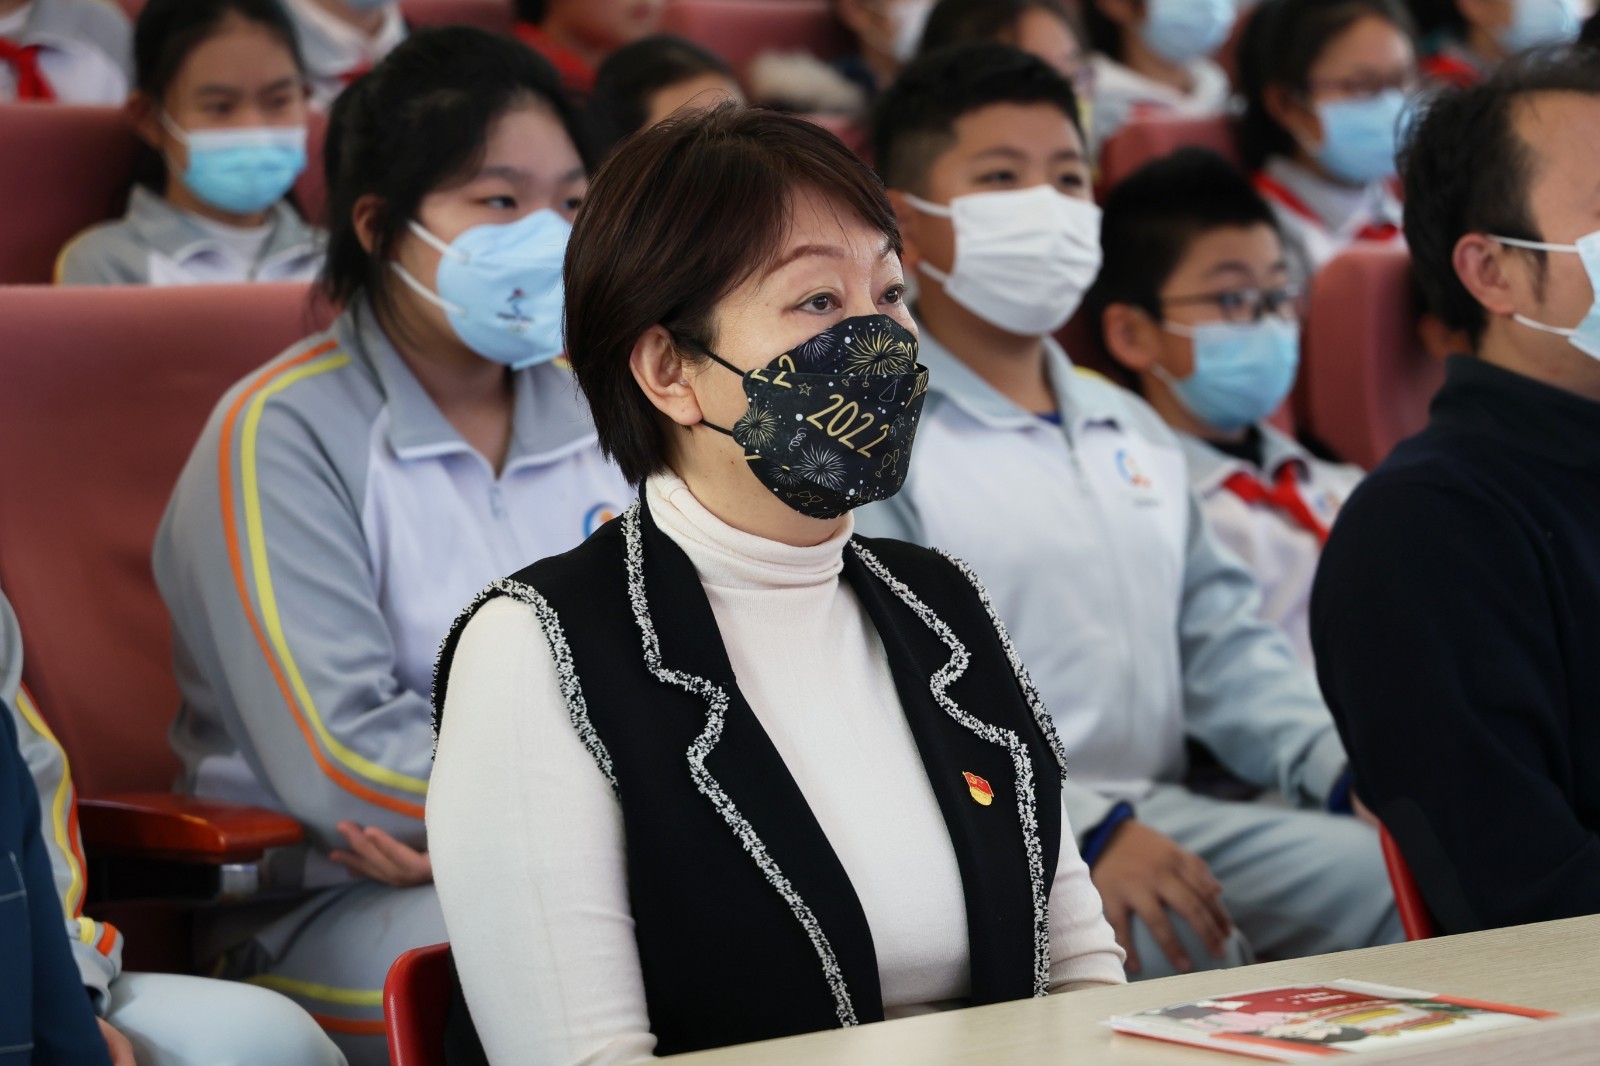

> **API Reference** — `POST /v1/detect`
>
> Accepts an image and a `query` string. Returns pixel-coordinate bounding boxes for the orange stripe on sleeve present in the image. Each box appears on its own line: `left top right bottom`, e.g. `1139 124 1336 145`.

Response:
216 342 425 820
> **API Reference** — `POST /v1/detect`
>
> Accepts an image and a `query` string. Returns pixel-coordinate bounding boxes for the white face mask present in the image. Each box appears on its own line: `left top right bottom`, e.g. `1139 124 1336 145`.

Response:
905 185 1104 336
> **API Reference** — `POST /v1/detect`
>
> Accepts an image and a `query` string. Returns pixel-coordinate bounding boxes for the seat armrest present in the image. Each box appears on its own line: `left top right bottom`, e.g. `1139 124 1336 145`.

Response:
79 793 303 864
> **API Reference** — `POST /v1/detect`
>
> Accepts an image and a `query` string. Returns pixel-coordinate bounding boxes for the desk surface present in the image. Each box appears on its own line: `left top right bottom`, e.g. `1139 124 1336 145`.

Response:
667 916 1600 1064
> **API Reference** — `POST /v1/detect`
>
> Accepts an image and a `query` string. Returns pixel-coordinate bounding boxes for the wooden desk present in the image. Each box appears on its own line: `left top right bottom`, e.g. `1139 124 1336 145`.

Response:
667 916 1600 1064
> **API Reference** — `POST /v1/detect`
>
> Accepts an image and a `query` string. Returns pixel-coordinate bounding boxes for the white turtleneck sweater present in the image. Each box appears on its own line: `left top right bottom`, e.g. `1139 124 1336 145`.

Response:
427 474 1125 1065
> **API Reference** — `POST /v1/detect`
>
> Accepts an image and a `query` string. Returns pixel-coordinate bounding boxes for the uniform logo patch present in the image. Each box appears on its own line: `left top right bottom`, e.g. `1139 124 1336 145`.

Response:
583 503 622 537
1116 448 1153 490
963 771 994 806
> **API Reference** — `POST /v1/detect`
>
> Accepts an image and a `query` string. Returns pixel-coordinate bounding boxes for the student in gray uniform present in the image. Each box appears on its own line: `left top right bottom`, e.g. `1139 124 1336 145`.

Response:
0 0 131 104
57 0 322 286
860 43 1400 981
154 28 629 1066
0 590 345 1066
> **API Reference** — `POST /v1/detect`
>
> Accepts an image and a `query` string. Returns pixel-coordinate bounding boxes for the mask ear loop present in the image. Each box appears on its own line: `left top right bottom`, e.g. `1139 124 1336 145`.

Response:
1491 235 1585 337
668 332 745 435
388 220 472 315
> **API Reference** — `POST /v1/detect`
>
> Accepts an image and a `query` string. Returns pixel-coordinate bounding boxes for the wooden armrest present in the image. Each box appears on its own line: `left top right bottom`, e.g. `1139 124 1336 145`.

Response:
79 793 303 864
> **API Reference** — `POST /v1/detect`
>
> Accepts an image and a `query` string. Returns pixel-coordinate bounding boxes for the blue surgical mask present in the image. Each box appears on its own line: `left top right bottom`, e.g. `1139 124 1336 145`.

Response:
162 114 306 216
1155 317 1300 431
1498 0 1581 53
391 209 571 369
1491 230 1600 363
1313 89 1406 186
1140 0 1235 66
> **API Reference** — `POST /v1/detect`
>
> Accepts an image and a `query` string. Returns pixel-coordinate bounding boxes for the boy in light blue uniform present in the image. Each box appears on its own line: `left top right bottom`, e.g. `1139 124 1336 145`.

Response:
859 42 1399 980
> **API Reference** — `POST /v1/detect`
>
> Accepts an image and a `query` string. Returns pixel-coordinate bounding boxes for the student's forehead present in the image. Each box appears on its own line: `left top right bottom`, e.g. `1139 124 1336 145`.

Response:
1169 225 1285 277
945 102 1083 158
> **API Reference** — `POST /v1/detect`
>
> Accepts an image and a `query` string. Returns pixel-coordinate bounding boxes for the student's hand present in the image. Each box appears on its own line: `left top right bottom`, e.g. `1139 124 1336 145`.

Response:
330 822 433 887
1090 820 1232 976
1352 793 1381 829
98 1018 136 1066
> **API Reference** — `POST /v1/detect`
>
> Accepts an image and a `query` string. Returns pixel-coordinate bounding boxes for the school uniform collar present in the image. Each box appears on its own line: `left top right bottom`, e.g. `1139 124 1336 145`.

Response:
1182 421 1312 495
15 0 80 47
1088 52 1229 109
918 326 1124 439
1430 354 1600 469
123 186 319 273
337 300 601 469
1260 157 1401 239
283 0 404 79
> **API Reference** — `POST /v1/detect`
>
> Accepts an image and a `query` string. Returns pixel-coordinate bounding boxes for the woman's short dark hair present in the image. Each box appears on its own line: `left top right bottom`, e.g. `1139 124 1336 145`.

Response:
320 26 597 315
1401 47 1600 346
591 34 733 146
919 0 1084 57
1238 0 1415 169
566 106 901 485
132 0 302 189
515 0 547 22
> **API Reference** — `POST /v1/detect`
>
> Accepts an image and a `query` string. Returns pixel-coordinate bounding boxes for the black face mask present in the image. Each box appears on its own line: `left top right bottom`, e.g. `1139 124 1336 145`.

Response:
688 314 930 520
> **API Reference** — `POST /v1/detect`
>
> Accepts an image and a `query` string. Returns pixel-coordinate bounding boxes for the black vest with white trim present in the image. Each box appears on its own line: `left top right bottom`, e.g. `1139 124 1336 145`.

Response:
433 497 1067 1058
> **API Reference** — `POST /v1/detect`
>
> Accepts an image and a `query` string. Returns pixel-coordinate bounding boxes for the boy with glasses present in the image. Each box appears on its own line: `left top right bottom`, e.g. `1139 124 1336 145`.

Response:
1091 148 1363 665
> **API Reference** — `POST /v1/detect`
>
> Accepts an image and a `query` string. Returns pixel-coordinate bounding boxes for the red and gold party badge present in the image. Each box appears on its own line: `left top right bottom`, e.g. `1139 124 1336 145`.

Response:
963 771 994 806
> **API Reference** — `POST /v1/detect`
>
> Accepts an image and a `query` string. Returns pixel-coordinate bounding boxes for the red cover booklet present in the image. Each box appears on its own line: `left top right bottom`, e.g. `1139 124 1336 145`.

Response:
1107 979 1556 1060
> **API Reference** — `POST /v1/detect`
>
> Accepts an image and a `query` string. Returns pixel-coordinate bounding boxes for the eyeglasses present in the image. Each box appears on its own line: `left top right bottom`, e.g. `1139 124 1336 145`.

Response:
1306 73 1418 101
1161 285 1303 325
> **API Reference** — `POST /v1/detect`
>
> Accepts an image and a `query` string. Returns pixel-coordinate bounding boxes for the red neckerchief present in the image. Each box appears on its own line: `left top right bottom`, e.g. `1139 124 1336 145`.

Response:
514 23 595 95
0 38 55 101
1253 170 1401 243
1223 463 1329 544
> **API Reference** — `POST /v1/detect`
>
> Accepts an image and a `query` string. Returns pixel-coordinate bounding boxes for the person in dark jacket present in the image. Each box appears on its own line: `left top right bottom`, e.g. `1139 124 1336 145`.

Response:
1311 46 1600 936
0 627 111 1066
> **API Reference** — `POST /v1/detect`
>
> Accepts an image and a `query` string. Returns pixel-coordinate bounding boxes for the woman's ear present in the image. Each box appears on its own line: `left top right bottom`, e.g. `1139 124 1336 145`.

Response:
630 325 703 427
126 91 161 150
353 195 384 256
1101 302 1161 373
886 189 923 273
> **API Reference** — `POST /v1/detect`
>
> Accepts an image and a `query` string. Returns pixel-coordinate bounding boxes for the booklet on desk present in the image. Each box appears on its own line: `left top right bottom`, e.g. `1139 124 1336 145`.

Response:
1106 979 1556 1060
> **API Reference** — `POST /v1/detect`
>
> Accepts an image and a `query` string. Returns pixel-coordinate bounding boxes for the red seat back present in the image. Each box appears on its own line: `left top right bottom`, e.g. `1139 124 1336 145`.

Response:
0 105 140 284
400 0 515 33
660 0 850 77
1098 115 1243 192
385 943 453 1066
0 284 335 798
1379 824 1439 940
0 105 330 283
1302 244 1443 470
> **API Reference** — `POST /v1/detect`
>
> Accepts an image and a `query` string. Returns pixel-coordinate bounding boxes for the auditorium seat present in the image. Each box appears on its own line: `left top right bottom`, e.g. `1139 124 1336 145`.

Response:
661 0 850 78
1380 825 1439 941
1097 115 1242 192
0 105 140 285
385 943 453 1066
0 106 330 283
401 0 515 33
0 283 337 966
1301 244 1443 470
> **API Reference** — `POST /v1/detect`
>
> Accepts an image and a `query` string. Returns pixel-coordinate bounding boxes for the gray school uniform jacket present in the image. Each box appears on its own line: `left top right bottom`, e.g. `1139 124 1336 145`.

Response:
154 302 630 888
0 590 123 1010
855 333 1349 846
56 187 323 286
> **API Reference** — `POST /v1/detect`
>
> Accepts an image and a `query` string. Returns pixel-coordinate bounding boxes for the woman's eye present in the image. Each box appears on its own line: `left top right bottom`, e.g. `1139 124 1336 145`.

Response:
802 293 839 313
881 285 905 305
483 196 516 210
562 196 584 212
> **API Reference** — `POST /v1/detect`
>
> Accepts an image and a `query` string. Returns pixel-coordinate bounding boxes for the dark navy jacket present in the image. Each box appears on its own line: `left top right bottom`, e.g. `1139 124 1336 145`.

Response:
0 704 110 1065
